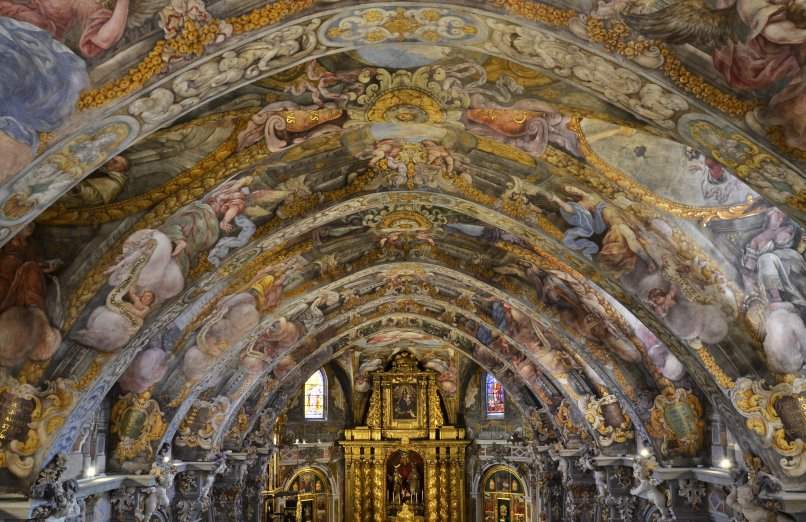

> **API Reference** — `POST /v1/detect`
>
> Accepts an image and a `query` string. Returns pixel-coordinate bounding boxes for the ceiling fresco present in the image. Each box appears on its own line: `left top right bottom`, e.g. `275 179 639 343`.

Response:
1 0 806 507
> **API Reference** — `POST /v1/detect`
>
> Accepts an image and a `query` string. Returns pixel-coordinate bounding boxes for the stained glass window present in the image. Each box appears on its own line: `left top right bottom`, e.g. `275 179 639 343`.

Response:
304 370 326 420
485 373 505 418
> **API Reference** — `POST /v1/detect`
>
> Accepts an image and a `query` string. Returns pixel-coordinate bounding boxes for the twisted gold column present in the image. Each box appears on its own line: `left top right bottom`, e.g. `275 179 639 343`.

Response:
374 452 385 522
353 458 364 522
449 456 459 522
363 457 372 519
426 452 438 522
457 457 466 522
438 455 449 522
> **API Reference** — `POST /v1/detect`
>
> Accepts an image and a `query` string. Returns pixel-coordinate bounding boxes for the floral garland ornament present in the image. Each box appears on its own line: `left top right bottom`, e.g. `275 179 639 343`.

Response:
731 376 806 477
647 385 705 457
583 394 634 447
78 0 313 109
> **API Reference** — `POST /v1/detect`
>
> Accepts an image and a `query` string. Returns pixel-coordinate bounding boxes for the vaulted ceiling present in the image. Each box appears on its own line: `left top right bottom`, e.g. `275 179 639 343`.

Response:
1 0 805 494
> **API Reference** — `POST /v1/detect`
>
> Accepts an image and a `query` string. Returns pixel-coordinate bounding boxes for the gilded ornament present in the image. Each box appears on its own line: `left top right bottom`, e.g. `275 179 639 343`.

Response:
475 136 535 166
349 66 470 125
572 118 758 225
583 394 634 446
110 392 166 462
556 400 587 440
75 358 106 391
647 386 705 457
78 0 313 109
321 6 482 47
690 340 735 389
0 375 77 478
731 377 806 477
496 0 758 117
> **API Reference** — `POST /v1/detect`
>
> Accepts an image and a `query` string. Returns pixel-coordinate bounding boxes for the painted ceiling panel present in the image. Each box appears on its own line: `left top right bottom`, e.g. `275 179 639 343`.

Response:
0 0 805 499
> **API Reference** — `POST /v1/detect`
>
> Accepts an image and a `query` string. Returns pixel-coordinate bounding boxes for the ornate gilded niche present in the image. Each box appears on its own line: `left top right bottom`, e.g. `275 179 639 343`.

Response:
481 465 529 522
289 467 331 522
341 351 468 522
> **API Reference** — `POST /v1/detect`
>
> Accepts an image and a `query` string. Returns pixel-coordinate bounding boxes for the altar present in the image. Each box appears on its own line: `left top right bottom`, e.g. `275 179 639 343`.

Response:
340 352 469 522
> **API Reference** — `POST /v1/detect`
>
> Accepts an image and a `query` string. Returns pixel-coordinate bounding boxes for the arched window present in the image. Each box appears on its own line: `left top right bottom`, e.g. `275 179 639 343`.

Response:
485 373 505 418
304 370 326 420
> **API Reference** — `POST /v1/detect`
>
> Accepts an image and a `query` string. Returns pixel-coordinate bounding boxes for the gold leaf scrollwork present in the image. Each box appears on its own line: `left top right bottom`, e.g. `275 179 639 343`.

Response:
556 400 588 441
731 377 806 477
110 391 166 462
583 394 633 447
429 383 444 428
0 375 77 478
367 384 382 429
690 341 735 389
647 386 705 457
571 117 759 225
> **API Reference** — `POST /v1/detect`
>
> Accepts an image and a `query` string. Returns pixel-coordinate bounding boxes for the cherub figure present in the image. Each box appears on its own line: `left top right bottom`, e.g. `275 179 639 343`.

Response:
552 185 658 276
630 456 673 521
726 482 794 522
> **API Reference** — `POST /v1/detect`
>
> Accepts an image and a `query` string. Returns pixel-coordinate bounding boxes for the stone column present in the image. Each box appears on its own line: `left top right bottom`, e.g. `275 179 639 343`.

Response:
171 456 227 522
242 450 271 522
555 455 595 522
595 465 636 522
213 455 250 522
343 447 356 522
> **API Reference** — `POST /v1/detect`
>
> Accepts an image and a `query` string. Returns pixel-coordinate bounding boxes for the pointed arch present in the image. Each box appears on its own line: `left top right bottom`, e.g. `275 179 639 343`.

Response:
304 369 327 420
485 373 506 419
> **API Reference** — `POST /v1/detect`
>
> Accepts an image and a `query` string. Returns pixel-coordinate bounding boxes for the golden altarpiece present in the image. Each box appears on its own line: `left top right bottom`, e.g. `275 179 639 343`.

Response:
340 352 469 522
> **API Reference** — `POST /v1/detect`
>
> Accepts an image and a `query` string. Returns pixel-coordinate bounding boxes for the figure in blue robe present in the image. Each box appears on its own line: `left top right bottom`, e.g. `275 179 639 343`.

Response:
0 17 88 153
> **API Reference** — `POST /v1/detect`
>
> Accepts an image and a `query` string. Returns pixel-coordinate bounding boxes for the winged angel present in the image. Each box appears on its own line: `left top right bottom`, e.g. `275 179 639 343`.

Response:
624 0 806 149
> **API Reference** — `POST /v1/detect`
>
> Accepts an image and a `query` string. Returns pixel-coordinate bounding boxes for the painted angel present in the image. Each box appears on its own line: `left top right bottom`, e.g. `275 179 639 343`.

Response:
0 0 183 178
0 0 131 58
624 0 806 149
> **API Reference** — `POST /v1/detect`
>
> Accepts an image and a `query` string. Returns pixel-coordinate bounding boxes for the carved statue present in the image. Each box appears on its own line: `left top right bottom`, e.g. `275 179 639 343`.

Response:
29 454 80 521
726 483 794 522
630 457 672 522
548 449 571 486
580 452 608 498
137 462 176 522
200 455 228 505
397 502 415 522
409 467 420 504
391 471 403 503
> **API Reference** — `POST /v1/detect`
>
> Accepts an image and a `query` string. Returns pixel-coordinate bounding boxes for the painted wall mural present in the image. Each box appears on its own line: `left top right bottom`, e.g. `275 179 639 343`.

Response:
0 2 803 248
0 14 805 503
